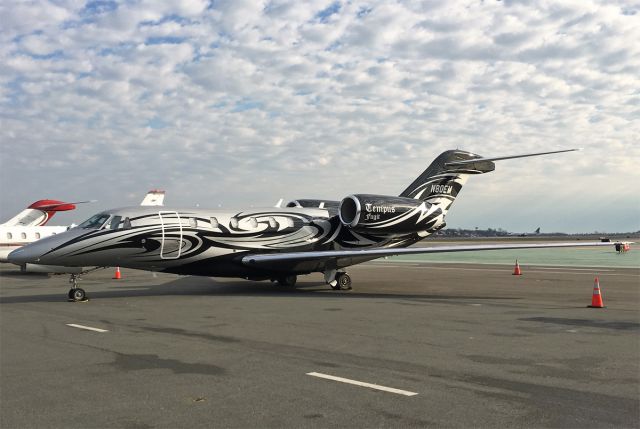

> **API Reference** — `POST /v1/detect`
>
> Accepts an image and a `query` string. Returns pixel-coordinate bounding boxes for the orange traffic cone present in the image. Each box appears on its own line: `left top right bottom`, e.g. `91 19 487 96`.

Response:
113 267 121 280
588 277 604 308
512 260 522 276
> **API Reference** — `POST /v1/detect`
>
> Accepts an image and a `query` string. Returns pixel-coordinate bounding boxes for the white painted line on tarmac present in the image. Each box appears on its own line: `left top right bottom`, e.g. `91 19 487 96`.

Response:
306 372 418 396
66 324 108 333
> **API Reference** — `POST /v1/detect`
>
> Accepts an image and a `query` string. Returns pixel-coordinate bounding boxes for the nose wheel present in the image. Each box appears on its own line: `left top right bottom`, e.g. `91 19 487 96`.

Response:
68 274 88 302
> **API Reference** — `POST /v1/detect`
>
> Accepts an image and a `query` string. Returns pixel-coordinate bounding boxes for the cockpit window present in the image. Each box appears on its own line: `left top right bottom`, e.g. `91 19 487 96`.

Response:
78 213 111 229
109 216 123 230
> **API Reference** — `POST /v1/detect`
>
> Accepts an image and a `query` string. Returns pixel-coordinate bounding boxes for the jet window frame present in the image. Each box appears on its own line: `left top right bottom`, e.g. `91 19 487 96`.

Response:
78 213 112 230
109 216 123 230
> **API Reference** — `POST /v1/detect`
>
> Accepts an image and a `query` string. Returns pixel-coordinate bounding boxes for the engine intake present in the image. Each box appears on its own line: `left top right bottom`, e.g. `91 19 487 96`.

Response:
339 194 445 234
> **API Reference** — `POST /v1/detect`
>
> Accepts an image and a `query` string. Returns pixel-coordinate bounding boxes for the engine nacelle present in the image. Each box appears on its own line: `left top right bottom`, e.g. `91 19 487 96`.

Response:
339 194 445 234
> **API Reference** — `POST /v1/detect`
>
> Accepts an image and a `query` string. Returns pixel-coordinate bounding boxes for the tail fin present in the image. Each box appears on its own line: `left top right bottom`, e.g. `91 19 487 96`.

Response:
1 200 77 227
140 189 165 206
400 150 494 213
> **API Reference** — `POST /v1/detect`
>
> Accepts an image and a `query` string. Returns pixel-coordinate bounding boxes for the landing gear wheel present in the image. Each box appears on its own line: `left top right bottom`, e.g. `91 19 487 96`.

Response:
277 275 297 288
336 273 352 290
330 283 341 290
69 288 86 302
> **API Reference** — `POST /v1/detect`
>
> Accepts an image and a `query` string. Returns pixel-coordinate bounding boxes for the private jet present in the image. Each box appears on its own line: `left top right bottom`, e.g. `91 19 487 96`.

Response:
9 149 625 301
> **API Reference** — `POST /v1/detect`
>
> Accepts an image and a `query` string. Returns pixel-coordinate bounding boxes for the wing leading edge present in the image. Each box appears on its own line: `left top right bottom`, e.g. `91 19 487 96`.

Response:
241 241 628 274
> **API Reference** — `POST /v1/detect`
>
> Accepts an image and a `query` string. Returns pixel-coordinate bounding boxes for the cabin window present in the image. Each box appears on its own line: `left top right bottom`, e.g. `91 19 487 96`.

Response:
21 232 27 239
6 233 12 239
123 217 132 230
189 218 198 228
210 217 219 228
35 232 41 239
109 216 123 230
230 217 239 229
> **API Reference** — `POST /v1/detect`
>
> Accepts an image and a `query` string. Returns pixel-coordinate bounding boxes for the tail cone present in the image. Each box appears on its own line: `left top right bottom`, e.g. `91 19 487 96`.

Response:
588 277 605 308
113 267 121 280
512 260 522 276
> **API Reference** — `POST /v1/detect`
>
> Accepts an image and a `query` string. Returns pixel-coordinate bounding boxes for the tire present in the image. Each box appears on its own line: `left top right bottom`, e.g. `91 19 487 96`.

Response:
277 275 297 288
71 288 86 301
336 273 352 290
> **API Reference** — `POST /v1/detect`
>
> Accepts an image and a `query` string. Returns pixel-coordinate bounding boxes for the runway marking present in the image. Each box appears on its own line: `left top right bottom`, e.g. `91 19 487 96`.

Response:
66 324 108 333
306 372 418 396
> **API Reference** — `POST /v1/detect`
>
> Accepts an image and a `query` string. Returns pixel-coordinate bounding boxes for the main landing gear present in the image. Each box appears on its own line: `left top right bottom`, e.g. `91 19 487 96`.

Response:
327 273 351 290
276 275 297 288
68 274 87 302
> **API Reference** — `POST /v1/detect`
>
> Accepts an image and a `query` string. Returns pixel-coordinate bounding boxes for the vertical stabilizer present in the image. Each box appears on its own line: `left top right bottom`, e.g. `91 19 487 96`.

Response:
399 150 495 213
1 200 77 227
140 190 165 206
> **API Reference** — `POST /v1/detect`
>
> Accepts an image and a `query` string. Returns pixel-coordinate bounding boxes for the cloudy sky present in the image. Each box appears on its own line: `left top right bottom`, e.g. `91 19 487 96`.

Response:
1 0 638 233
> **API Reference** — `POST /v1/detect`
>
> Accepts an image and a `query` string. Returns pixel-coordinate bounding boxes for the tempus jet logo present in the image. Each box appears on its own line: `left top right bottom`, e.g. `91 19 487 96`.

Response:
430 184 453 194
365 203 396 214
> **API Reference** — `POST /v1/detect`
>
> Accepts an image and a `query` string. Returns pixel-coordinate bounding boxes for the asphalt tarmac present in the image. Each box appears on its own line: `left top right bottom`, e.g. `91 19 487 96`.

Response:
1 261 639 428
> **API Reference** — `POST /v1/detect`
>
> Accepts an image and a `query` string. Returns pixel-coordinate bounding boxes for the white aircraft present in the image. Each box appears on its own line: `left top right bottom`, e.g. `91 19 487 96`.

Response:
0 200 79 265
9 150 627 301
0 190 165 272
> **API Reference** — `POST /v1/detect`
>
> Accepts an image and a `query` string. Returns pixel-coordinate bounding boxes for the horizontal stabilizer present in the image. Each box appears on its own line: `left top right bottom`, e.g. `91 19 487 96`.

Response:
445 149 581 166
32 200 96 210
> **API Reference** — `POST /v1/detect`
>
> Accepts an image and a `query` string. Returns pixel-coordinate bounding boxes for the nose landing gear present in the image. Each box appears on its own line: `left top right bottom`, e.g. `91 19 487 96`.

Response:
68 274 87 302
66 267 104 302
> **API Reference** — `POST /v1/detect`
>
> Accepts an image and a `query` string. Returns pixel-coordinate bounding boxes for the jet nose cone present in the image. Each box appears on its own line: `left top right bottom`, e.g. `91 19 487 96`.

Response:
8 228 86 265
8 246 39 264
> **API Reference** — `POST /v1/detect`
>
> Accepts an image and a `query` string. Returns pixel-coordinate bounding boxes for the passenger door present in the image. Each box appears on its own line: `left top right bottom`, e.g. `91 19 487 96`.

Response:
158 211 183 259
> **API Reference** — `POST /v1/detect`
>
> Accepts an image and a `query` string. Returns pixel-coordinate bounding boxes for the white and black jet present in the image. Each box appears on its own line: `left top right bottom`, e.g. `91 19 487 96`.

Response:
9 149 623 301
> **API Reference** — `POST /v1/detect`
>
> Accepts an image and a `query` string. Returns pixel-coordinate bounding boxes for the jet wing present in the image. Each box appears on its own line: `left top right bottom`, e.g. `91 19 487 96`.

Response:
241 241 626 273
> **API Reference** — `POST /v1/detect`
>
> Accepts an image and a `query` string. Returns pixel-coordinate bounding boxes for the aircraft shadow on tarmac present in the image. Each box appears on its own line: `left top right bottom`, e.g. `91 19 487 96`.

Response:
0 272 521 304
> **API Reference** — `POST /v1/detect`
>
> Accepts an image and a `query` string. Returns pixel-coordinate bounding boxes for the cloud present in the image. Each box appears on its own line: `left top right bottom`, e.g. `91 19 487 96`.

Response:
0 0 638 233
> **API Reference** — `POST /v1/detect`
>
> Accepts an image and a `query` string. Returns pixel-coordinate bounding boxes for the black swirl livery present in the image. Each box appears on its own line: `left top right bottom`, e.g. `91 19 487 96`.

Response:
9 148 624 301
